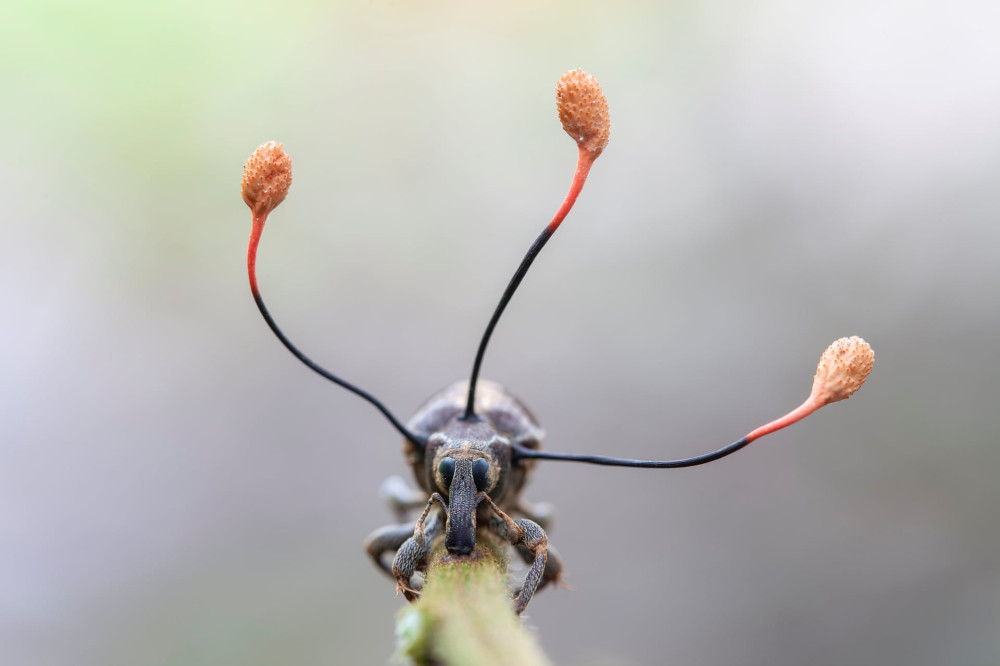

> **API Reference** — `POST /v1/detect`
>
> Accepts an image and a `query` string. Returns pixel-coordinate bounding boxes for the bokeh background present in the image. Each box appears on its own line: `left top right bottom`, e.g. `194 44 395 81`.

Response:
4 1 1000 664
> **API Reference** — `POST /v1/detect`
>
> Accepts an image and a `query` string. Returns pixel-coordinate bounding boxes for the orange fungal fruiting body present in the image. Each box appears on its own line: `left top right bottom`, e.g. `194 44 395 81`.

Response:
242 141 293 218
810 336 875 406
556 69 611 158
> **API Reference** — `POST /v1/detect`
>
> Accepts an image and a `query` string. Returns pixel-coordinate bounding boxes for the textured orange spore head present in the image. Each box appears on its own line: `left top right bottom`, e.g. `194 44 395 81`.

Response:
556 69 610 158
242 141 292 218
810 336 874 406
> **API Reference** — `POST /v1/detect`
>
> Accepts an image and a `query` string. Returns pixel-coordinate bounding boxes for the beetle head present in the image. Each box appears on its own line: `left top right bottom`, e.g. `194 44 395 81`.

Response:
428 420 507 555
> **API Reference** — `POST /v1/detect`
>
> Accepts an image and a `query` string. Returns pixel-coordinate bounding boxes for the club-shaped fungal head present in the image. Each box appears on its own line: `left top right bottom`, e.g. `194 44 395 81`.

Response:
464 70 612 418
742 336 874 444
242 141 292 219
556 69 611 159
810 336 875 407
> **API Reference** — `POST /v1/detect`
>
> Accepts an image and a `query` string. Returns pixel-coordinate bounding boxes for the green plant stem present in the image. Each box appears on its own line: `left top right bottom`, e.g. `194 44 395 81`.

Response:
395 539 552 666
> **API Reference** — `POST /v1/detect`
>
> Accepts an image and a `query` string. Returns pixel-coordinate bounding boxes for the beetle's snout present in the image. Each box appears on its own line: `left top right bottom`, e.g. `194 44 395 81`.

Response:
444 506 477 554
445 531 475 555
443 458 480 556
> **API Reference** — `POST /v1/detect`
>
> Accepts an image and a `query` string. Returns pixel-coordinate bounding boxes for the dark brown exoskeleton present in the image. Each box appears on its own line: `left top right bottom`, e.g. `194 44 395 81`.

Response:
242 70 873 615
364 380 555 614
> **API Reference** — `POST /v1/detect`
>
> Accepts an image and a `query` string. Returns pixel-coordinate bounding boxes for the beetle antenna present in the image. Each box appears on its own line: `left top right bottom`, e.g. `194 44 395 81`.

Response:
464 69 611 420
512 337 874 468
242 142 426 448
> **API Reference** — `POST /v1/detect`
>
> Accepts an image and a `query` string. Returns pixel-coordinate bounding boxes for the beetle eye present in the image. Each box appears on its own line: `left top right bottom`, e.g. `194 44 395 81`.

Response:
438 458 456 490
472 458 490 492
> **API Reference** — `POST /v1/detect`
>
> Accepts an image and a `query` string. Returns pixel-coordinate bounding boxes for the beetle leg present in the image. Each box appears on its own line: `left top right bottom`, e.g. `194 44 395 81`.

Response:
413 492 447 548
392 494 447 601
508 519 548 614
364 523 416 579
514 542 564 594
379 475 429 523
480 493 548 615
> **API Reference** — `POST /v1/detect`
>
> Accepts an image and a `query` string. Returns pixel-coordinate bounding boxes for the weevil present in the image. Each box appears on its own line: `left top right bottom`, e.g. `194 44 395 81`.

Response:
241 70 873 615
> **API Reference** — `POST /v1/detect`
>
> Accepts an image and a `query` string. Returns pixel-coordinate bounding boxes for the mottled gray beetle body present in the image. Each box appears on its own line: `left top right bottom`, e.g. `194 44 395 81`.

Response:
405 380 542 505
366 380 560 613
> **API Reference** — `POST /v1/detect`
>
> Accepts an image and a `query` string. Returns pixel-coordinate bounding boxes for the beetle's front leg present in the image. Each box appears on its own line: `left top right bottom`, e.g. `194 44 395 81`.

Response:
365 522 417 578
480 493 548 615
392 493 447 601
514 542 564 595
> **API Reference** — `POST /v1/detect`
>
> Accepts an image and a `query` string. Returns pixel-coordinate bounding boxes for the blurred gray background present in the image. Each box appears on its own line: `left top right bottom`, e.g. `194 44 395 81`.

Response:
4 1 1000 664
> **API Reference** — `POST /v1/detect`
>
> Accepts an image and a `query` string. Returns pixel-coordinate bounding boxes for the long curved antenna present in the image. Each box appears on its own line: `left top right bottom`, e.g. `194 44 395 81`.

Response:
464 69 611 420
243 142 426 448
513 337 874 468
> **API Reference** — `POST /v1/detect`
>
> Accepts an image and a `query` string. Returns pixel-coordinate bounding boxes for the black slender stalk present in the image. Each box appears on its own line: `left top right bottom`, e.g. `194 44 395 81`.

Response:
252 291 426 448
511 436 751 468
463 227 554 419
